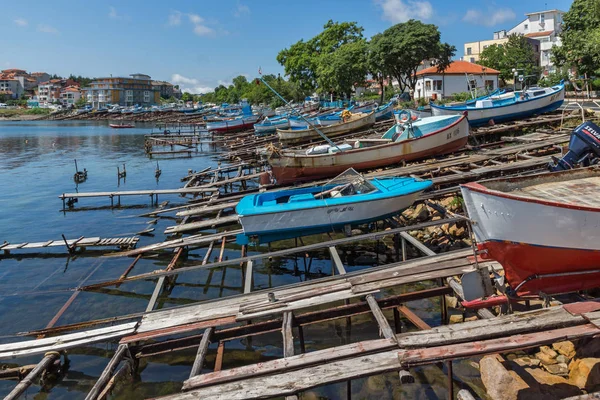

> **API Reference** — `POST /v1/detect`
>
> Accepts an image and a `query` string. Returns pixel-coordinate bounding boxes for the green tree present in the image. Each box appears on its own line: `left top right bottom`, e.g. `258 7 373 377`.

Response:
316 39 368 98
75 97 87 107
479 34 538 84
367 33 391 103
277 20 364 93
553 0 600 77
375 20 455 96
181 92 193 102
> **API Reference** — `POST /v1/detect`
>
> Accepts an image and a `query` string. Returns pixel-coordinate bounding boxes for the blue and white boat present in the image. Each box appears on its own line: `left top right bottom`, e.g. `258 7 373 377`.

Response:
253 116 290 135
235 168 432 244
374 101 394 121
430 82 565 127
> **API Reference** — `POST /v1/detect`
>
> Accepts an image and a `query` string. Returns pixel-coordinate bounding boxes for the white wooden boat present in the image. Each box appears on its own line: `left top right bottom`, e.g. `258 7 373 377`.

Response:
461 167 600 296
269 113 469 184
276 112 376 145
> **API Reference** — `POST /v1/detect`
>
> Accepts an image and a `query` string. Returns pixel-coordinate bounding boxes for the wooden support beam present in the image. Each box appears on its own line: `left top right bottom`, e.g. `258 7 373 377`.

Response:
5 352 60 400
97 361 131 400
85 344 129 400
328 246 346 275
244 261 253 294
189 327 214 379
214 341 225 372
366 295 395 341
397 305 431 331
282 312 294 358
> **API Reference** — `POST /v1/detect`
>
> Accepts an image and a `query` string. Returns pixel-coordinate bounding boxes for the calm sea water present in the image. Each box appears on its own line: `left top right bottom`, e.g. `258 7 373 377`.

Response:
0 121 485 399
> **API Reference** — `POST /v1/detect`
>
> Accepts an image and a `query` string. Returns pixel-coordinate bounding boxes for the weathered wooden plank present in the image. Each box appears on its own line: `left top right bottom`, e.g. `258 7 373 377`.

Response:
161 350 402 400
397 305 431 331
189 327 214 378
328 246 346 275
398 324 600 367
59 188 217 199
176 201 239 217
366 295 395 340
282 312 294 358
244 261 253 294
395 306 585 349
0 322 136 359
164 215 239 234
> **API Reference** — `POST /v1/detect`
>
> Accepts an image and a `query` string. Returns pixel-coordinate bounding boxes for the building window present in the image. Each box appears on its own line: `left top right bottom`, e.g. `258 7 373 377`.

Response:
485 80 494 90
467 47 472 55
470 57 475 63
433 80 442 91
524 24 528 30
483 45 489 49
425 81 431 90
541 13 545 23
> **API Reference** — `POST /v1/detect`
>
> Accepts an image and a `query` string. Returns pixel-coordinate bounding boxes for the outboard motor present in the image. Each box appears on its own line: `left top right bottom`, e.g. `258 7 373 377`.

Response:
549 121 600 171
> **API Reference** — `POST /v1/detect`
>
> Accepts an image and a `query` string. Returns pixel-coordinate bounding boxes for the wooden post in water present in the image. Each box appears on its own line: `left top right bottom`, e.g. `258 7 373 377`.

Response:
5 352 60 400
85 344 129 400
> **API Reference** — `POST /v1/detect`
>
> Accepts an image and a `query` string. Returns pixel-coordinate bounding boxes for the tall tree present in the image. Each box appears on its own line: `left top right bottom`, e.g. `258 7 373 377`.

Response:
367 33 390 103
316 39 368 99
277 20 364 93
376 20 455 96
479 34 538 83
553 0 600 77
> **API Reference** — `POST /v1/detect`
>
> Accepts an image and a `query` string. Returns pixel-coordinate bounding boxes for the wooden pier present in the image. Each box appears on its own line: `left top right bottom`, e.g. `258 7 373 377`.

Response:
1 236 139 255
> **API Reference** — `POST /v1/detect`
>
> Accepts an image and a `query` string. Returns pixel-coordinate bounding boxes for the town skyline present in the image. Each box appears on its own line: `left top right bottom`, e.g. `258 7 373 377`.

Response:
2 0 573 94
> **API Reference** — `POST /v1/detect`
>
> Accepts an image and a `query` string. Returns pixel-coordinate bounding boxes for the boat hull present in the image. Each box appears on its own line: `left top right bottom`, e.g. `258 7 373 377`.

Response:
270 115 469 184
238 191 421 242
277 112 376 145
431 86 565 126
207 116 260 133
460 181 600 296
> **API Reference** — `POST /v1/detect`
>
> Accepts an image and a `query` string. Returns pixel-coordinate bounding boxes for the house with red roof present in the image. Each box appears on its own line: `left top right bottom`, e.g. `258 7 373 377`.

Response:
414 60 500 100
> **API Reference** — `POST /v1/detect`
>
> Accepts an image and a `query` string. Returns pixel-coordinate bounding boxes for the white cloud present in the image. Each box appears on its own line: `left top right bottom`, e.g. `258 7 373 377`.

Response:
375 0 433 23
14 18 27 27
171 74 214 94
188 13 215 36
463 7 516 27
109 6 129 20
37 24 59 34
217 79 233 87
234 2 250 17
168 10 182 26
188 13 204 24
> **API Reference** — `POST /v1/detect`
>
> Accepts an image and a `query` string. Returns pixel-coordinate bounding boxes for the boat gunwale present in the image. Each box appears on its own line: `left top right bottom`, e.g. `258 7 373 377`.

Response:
275 111 376 135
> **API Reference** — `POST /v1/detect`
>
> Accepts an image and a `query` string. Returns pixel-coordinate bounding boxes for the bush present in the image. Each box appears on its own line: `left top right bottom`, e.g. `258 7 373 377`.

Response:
452 92 473 102
592 78 600 90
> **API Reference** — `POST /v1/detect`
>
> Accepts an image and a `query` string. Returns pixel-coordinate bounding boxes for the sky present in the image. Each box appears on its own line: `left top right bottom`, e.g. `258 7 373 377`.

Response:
1 0 573 94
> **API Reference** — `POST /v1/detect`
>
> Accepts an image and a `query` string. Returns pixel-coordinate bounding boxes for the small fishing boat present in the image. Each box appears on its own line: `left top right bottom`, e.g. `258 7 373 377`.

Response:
461 166 600 297
430 82 565 126
236 168 432 244
374 101 394 121
253 116 290 135
277 111 376 145
268 112 469 184
206 115 261 133
109 123 135 129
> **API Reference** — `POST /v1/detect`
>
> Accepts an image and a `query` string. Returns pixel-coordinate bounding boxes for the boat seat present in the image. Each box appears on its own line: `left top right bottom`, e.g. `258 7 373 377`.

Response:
288 193 316 203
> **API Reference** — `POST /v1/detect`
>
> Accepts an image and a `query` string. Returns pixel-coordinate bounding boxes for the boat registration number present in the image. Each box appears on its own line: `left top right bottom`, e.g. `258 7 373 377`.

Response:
327 206 355 214
446 128 460 140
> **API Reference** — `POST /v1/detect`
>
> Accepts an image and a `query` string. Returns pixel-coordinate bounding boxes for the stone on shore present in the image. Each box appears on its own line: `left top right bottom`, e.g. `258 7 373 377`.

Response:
553 341 576 359
480 355 530 400
568 358 600 390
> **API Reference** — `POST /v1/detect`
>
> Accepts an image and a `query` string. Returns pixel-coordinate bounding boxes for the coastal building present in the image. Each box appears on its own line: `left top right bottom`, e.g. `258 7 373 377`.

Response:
462 9 564 74
414 60 500 99
60 86 81 108
82 73 159 108
152 80 176 99
0 77 23 99
37 79 79 106
31 72 51 85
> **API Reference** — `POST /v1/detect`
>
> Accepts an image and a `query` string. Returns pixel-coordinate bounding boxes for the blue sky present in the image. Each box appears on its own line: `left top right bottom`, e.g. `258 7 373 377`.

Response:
2 0 572 93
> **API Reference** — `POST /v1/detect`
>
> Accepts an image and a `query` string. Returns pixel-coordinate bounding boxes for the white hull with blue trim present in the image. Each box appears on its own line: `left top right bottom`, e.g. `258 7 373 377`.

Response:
430 83 565 126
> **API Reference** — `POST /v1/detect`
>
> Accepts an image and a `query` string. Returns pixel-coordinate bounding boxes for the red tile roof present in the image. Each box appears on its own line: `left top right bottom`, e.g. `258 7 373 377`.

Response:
1 69 26 73
525 30 554 38
416 60 500 76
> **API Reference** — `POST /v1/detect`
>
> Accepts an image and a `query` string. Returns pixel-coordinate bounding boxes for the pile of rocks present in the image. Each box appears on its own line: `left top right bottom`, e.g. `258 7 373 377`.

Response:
479 338 600 399
398 196 471 253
